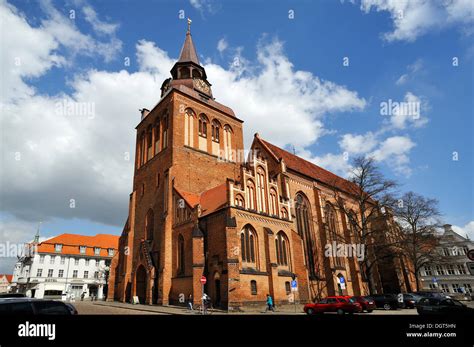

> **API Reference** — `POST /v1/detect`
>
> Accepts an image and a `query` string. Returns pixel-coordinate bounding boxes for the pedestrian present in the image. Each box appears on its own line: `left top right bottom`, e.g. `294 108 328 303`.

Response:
187 294 194 311
81 292 85 301
202 293 211 314
265 294 274 312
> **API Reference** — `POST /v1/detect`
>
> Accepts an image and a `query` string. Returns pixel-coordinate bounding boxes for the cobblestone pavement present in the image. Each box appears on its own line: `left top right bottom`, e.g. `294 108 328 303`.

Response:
71 300 421 315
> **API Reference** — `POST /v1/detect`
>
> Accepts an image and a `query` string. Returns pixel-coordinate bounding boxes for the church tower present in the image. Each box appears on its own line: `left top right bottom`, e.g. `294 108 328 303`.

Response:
112 21 244 305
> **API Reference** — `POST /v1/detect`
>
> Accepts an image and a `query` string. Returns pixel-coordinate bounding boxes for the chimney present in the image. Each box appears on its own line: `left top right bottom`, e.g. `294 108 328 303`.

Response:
140 108 150 120
443 224 452 233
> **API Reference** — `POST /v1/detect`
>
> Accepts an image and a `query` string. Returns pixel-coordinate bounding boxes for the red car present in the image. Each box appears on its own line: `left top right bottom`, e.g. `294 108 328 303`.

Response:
346 296 376 313
304 296 362 315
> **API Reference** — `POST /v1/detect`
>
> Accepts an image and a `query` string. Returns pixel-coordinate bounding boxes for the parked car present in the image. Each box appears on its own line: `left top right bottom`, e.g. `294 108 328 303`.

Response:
416 297 474 315
400 293 423 308
370 294 403 310
414 291 449 299
347 296 376 312
0 298 77 315
0 293 26 298
304 296 362 315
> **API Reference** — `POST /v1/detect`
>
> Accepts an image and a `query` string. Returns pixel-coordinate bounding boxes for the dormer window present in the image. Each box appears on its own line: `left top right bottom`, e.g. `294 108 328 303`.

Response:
94 247 101 256
55 244 63 253
108 248 115 257
79 246 86 254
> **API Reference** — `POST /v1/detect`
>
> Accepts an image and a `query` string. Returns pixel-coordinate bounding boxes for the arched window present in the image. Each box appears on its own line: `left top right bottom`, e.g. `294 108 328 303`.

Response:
162 115 168 149
250 280 257 295
240 225 257 266
184 108 195 147
211 120 221 143
326 204 344 267
145 209 154 241
192 69 202 79
246 179 256 210
256 167 267 213
281 207 288 219
223 125 233 160
275 231 289 266
179 67 190 79
146 125 153 161
234 194 245 208
295 193 316 277
198 114 208 138
178 234 185 274
154 121 160 155
269 188 278 215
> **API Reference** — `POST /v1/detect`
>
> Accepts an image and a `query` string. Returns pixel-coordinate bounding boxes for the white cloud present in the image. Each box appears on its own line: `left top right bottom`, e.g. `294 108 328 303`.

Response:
189 0 219 16
359 0 474 42
452 221 474 240
385 92 429 129
339 132 378 154
369 136 416 175
0 2 366 230
396 59 423 85
217 38 228 53
82 5 119 36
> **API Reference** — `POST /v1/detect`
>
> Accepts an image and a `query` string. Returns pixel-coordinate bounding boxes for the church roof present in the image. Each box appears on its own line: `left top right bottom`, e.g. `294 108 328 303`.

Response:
178 30 200 65
175 183 228 217
257 136 361 196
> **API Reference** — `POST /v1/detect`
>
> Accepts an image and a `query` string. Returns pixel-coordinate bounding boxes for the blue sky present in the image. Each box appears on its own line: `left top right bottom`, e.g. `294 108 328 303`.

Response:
1 0 473 272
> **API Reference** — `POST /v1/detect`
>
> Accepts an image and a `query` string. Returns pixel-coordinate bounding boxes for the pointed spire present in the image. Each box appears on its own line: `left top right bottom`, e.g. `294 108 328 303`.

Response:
178 18 200 65
34 221 42 243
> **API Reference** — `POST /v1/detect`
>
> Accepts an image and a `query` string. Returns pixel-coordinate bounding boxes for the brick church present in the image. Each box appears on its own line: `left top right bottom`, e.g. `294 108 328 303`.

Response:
108 24 415 309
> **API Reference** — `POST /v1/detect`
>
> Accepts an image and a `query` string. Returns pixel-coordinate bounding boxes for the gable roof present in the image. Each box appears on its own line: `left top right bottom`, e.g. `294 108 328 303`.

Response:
175 183 228 217
0 274 13 283
258 137 360 196
36 234 119 257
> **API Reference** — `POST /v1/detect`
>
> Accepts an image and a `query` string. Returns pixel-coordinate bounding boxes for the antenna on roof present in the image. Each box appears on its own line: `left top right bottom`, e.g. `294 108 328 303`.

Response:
292 145 296 155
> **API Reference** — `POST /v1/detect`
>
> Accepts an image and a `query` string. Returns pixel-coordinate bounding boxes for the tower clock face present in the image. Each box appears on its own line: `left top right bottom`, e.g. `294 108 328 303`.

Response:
193 78 210 94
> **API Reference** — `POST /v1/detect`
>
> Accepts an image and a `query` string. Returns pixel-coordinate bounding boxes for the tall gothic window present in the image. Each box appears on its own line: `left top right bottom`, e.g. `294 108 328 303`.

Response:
145 209 154 241
154 120 160 155
223 125 232 160
211 120 220 142
246 179 256 210
146 125 153 161
199 114 208 138
275 231 289 266
234 194 245 208
162 115 168 149
269 188 278 215
139 132 145 167
326 203 345 268
256 167 267 213
184 108 195 147
295 193 316 277
177 234 185 275
240 225 257 266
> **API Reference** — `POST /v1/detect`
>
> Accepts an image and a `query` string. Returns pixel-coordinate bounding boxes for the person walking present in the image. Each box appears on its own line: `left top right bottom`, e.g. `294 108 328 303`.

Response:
187 294 194 311
202 293 211 314
265 294 274 313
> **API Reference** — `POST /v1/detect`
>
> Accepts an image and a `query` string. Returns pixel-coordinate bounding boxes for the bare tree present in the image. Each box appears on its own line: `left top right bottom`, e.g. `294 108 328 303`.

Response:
331 156 398 294
393 191 441 291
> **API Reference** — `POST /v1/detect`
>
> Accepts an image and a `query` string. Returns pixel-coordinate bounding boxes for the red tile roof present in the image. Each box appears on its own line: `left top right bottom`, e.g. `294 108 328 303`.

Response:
258 137 360 196
175 183 228 217
36 234 119 257
0 274 13 283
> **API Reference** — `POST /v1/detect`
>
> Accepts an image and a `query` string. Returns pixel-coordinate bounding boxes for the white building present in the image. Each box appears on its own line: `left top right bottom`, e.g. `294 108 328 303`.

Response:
419 224 474 300
0 274 13 293
12 233 119 300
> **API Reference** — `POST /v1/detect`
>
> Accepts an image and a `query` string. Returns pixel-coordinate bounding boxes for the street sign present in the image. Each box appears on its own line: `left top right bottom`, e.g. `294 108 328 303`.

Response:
340 283 346 290
467 249 474 261
291 280 297 288
339 276 345 284
200 275 207 285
